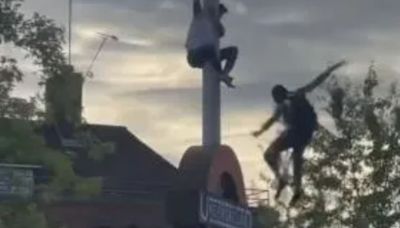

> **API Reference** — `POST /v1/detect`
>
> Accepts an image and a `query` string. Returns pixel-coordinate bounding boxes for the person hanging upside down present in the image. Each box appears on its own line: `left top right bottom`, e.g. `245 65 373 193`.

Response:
185 0 238 88
252 60 347 206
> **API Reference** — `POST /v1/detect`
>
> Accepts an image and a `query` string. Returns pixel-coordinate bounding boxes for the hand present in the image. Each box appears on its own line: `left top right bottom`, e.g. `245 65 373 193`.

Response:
326 60 348 73
252 130 261 138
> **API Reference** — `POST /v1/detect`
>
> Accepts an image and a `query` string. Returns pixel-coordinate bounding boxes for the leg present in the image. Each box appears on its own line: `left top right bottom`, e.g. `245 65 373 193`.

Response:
263 134 290 179
191 46 236 88
291 125 315 193
293 146 305 190
263 133 291 199
219 46 238 75
187 46 222 71
208 46 239 75
289 145 306 206
208 48 235 88
187 50 202 68
289 125 314 206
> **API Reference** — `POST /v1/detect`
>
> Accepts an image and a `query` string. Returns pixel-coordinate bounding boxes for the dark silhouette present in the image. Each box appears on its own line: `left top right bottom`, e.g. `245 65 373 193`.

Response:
252 60 347 206
221 172 239 203
217 3 238 87
186 0 238 88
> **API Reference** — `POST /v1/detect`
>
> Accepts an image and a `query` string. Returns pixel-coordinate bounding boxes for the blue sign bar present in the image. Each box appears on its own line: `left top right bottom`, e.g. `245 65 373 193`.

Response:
199 192 252 228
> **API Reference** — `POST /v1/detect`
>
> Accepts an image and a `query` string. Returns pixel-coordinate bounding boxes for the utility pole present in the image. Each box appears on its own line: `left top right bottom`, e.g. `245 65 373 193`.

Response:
202 0 220 150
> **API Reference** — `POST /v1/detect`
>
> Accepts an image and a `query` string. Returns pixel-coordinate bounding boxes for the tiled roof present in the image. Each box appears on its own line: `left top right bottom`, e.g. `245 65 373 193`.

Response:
41 123 178 197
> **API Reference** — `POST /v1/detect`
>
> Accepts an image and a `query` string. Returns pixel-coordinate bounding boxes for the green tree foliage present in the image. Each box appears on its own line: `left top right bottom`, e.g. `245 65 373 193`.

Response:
291 66 400 227
253 206 282 228
1 0 66 80
0 203 48 228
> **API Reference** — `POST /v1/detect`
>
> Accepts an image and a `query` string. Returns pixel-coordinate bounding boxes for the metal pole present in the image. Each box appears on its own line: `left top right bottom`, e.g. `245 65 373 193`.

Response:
68 0 72 65
202 0 220 149
85 33 118 77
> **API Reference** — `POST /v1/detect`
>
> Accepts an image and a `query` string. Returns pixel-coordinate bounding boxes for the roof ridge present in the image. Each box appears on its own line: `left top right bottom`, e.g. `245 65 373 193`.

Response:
120 128 178 171
84 123 127 129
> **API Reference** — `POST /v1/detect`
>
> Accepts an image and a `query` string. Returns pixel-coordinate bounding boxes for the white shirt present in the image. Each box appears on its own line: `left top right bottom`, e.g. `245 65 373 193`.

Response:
185 12 218 50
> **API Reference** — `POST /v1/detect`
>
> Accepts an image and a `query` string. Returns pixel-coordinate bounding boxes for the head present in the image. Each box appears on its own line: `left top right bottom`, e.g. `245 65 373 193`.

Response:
272 85 288 104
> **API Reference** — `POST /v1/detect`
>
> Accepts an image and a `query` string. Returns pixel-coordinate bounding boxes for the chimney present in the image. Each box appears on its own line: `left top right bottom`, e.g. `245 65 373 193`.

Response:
45 66 84 128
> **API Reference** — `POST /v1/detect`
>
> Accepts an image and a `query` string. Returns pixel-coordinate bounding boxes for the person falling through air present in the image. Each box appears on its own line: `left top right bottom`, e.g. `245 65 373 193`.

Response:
185 0 238 88
252 60 347 206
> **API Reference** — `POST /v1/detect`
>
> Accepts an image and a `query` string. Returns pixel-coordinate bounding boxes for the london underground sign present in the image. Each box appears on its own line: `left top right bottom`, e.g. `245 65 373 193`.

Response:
199 192 252 228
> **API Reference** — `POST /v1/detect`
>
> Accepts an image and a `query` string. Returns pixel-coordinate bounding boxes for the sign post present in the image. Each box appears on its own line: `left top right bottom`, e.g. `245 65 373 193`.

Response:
203 0 221 149
167 2 253 227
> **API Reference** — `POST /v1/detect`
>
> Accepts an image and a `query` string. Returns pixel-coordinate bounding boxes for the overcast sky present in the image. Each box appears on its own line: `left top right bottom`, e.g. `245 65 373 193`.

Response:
6 0 400 189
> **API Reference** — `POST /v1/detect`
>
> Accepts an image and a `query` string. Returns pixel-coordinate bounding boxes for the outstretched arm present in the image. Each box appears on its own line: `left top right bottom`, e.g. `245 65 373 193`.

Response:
193 0 202 17
297 60 347 94
252 109 281 137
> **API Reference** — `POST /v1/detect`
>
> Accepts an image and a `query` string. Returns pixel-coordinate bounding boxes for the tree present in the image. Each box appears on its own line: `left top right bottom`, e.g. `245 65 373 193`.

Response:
291 65 400 227
1 0 104 227
1 0 66 81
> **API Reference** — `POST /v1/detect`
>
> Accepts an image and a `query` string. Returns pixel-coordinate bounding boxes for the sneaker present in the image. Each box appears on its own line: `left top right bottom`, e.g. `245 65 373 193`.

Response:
220 74 235 88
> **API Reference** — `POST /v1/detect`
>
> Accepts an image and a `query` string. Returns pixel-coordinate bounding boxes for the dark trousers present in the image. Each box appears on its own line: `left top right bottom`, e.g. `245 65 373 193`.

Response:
187 46 238 75
263 127 314 191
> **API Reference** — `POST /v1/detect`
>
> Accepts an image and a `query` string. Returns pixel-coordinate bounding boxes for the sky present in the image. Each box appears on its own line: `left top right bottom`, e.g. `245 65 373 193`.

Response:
6 0 400 190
